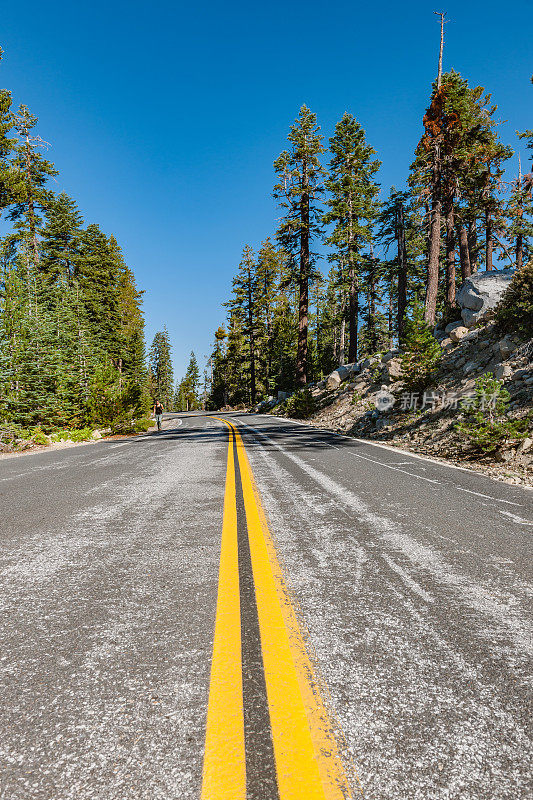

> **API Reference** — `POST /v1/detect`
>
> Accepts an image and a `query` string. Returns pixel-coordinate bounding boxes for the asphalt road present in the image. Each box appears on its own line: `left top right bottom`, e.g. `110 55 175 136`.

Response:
0 412 531 799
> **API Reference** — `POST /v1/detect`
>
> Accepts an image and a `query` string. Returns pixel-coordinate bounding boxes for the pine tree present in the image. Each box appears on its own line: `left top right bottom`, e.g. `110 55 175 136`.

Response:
181 351 200 410
78 224 122 363
149 328 174 409
323 113 381 362
401 299 442 393
0 52 18 216
9 105 57 271
411 70 512 320
207 326 227 409
506 158 533 269
224 311 248 405
226 245 260 404
274 105 326 385
255 238 284 397
377 189 427 342
39 193 83 284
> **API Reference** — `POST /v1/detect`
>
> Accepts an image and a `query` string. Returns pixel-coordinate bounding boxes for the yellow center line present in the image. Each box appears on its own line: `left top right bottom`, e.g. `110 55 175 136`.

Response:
201 430 246 800
202 417 361 799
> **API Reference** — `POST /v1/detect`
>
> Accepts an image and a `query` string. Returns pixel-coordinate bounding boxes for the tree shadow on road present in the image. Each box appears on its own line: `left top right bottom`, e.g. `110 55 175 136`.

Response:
126 412 360 454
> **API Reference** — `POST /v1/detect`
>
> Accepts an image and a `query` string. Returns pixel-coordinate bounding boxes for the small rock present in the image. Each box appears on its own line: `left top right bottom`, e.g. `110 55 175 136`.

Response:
382 349 400 363
450 326 469 343
494 364 512 380
496 448 515 463
512 368 530 381
383 358 403 382
91 430 102 440
518 437 532 453
445 320 464 334
498 335 516 360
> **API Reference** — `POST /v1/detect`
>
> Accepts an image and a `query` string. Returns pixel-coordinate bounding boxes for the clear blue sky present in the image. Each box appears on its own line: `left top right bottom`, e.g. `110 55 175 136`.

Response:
1 0 531 378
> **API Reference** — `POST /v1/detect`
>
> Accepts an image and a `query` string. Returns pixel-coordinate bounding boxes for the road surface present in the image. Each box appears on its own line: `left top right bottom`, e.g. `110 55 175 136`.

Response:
0 412 531 799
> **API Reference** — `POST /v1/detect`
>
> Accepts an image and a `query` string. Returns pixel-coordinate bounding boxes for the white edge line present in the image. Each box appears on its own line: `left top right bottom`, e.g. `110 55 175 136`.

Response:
253 414 532 494
247 414 527 508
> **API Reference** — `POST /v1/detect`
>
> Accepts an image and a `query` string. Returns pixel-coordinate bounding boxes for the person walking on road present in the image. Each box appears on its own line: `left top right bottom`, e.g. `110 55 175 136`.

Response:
153 400 164 432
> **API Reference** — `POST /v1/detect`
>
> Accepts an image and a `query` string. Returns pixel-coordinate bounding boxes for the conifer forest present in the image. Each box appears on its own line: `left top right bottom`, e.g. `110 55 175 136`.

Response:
206 66 533 411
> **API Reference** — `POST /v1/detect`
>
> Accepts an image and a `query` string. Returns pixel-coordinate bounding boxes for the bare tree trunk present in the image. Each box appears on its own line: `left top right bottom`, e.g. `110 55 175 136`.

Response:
468 220 478 272
339 315 346 366
445 204 456 305
458 224 472 281
388 289 394 349
516 157 523 270
25 137 40 267
347 196 358 363
516 233 523 270
264 277 272 394
348 268 358 363
485 209 493 271
435 11 446 89
425 194 441 324
396 201 408 340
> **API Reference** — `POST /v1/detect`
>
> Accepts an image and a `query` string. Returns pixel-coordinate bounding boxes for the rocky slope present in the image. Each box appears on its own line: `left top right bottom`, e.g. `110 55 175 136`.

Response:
267 322 532 486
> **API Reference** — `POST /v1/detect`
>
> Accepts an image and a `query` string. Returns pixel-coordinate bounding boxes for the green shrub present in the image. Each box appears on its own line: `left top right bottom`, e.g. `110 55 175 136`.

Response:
455 373 531 453
284 389 316 419
134 417 152 433
32 429 50 446
400 302 441 392
50 427 93 443
495 260 533 339
110 419 135 435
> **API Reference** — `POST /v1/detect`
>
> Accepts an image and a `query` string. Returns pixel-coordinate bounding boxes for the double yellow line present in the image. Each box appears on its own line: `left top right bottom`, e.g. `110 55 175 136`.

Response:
201 419 358 800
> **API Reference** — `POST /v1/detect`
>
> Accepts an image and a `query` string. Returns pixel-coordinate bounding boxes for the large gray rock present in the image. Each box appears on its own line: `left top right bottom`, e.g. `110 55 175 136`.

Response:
326 362 360 390
456 269 515 328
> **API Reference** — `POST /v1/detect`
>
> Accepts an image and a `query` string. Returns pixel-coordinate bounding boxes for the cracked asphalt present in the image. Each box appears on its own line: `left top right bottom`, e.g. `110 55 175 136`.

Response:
0 412 531 799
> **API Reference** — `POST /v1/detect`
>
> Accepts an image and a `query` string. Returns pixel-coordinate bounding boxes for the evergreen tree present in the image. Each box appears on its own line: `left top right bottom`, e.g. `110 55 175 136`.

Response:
9 105 57 270
207 326 227 409
274 105 326 385
506 158 533 269
78 224 122 363
149 328 174 409
0 52 18 216
39 193 83 284
255 238 284 397
401 300 442 393
180 352 200 410
323 113 381 362
411 70 512 320
377 188 427 342
226 245 260 404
